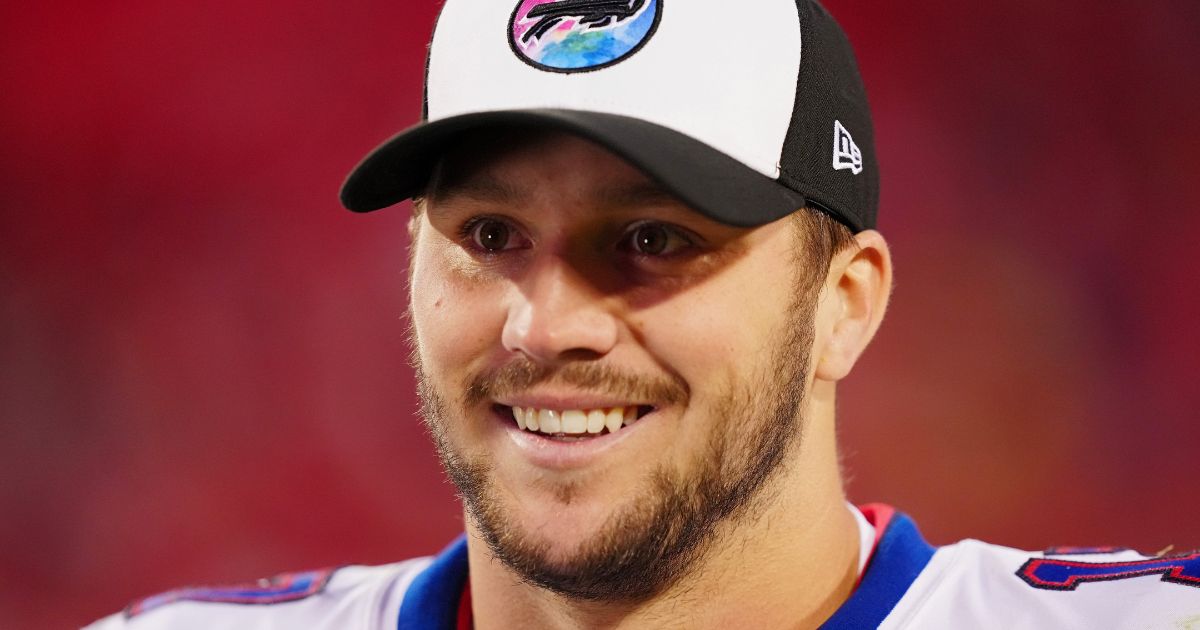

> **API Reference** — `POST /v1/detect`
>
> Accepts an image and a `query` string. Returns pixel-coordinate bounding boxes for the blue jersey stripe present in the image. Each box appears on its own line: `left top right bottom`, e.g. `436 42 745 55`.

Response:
397 535 468 630
821 513 935 629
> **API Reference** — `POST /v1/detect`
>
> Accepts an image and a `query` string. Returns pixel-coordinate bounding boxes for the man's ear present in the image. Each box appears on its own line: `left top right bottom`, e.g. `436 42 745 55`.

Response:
813 229 892 382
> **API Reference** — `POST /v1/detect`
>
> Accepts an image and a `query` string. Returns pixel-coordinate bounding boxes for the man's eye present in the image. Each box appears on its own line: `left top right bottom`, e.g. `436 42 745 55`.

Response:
622 223 694 256
466 218 519 252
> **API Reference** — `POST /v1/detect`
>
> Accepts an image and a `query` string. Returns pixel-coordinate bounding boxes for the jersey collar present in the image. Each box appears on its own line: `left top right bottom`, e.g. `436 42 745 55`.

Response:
820 505 936 629
396 535 468 630
396 505 935 630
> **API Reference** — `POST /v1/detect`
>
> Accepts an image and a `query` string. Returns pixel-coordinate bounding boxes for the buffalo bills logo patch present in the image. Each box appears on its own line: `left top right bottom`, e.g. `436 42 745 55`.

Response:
509 0 662 73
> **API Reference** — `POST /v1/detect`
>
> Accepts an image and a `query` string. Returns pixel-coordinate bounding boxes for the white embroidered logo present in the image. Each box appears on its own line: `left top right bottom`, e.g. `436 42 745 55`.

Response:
832 120 863 175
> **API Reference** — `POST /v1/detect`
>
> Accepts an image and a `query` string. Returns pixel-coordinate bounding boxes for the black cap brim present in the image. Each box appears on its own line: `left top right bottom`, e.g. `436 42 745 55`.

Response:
340 109 809 228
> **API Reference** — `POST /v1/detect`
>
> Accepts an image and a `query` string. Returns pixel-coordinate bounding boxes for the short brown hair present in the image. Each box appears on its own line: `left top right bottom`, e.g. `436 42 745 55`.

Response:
790 207 859 292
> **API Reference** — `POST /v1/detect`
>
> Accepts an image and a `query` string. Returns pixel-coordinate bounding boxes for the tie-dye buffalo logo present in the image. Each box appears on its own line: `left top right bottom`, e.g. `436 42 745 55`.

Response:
509 0 662 72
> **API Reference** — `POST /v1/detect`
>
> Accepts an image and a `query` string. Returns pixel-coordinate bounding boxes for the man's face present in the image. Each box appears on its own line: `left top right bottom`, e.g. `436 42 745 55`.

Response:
408 130 823 601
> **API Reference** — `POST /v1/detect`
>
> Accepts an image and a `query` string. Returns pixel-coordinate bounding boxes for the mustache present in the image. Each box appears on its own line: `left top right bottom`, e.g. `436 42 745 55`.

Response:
462 358 689 408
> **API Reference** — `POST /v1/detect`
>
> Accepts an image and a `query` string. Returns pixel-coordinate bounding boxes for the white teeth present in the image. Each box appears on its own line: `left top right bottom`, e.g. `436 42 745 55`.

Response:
538 409 561 434
561 410 587 434
508 405 647 436
586 410 606 434
604 408 624 433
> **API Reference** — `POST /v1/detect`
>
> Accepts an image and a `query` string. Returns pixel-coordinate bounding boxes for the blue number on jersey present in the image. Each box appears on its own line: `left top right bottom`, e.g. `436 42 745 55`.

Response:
125 568 337 618
1018 552 1200 591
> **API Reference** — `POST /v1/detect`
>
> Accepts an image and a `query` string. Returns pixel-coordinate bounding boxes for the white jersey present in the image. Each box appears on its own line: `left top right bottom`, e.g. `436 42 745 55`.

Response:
86 505 1200 629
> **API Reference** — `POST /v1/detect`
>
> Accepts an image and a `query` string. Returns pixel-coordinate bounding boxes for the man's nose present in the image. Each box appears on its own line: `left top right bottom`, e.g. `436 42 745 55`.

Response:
501 257 619 363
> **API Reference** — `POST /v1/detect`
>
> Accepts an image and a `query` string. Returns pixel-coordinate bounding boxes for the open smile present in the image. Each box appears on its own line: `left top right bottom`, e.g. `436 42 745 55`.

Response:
489 400 665 469
492 404 656 438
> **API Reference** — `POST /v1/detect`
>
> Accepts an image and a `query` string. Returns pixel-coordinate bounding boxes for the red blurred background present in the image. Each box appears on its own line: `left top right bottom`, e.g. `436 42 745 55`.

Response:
2 1 1198 627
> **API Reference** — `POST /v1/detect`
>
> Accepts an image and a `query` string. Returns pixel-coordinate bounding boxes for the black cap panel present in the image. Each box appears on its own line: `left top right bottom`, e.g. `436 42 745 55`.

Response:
778 0 878 231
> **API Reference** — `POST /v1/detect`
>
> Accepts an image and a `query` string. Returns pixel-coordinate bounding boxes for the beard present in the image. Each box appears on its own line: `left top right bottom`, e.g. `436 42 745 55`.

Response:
414 289 817 603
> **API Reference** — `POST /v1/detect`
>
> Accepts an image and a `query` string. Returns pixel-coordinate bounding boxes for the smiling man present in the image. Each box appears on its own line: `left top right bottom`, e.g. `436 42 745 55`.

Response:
90 0 1200 628
405 127 880 626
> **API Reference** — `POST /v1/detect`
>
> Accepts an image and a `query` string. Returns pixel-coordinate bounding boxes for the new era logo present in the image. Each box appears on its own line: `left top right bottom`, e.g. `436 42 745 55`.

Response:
832 120 863 175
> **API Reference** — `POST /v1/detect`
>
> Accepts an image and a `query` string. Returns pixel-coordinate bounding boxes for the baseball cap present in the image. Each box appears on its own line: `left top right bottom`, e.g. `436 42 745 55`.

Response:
340 0 878 232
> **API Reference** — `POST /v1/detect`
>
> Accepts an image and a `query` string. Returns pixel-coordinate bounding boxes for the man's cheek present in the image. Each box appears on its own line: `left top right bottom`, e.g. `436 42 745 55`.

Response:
640 314 745 371
412 271 469 359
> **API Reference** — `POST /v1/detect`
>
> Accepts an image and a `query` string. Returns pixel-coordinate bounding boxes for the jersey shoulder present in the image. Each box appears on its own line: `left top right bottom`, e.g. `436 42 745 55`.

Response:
85 558 432 630
883 539 1200 629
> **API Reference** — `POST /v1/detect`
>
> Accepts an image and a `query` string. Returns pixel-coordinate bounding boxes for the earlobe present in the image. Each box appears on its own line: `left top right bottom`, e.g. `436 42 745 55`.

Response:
813 230 892 382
